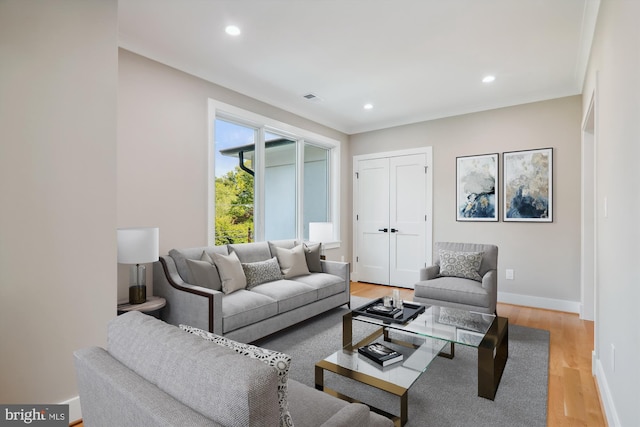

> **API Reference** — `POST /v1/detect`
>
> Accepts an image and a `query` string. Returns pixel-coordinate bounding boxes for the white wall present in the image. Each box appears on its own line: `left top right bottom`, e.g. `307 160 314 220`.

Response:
582 1 640 425
0 0 118 421
117 50 350 299
350 96 582 311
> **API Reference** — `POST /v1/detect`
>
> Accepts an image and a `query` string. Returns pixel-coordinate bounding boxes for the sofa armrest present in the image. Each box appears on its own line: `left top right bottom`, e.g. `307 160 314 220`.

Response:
153 256 223 334
481 269 498 313
321 260 351 298
74 347 218 427
420 265 440 280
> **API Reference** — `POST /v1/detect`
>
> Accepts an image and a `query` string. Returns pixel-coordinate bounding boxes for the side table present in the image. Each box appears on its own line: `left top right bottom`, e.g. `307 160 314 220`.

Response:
117 296 166 318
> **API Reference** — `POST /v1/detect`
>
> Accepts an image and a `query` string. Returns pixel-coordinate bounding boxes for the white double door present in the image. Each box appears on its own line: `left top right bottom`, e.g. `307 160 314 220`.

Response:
354 151 431 288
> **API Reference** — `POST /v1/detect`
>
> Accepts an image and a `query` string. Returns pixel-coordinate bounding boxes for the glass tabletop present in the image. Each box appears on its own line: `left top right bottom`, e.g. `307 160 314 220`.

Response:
322 336 448 389
353 304 496 348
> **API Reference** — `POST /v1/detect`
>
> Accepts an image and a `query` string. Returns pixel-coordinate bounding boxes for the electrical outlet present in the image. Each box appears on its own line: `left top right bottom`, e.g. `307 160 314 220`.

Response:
505 269 514 280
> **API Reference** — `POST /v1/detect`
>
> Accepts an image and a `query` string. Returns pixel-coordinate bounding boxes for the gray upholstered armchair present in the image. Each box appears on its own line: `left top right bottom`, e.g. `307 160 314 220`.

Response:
413 242 498 314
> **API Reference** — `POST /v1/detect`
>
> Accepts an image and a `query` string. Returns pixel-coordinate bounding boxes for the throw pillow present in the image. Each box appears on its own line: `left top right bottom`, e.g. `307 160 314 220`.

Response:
242 257 283 289
180 325 294 427
303 242 322 273
275 244 310 279
438 249 483 282
211 251 247 294
186 260 222 291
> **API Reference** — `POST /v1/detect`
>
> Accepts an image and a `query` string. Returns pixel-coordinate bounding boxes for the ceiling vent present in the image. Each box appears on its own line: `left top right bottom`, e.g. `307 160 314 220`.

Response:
303 93 322 101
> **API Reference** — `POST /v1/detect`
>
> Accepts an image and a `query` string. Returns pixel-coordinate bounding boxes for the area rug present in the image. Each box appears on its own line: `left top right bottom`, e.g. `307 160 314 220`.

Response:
255 296 549 427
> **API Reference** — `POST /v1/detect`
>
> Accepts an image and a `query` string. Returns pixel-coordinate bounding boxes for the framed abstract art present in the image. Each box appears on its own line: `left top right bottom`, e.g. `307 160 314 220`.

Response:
456 153 498 221
503 148 553 222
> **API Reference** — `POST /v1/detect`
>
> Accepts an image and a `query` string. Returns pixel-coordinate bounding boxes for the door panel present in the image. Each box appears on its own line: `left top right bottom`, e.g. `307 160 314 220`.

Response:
389 154 427 287
356 158 389 284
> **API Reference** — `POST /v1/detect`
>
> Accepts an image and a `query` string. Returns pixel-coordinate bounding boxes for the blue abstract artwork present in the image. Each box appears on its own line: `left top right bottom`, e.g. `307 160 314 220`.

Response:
456 154 498 221
503 148 553 222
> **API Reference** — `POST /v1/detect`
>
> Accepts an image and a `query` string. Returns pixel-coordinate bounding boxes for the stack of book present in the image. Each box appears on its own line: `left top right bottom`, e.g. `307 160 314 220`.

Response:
358 343 403 366
365 303 403 318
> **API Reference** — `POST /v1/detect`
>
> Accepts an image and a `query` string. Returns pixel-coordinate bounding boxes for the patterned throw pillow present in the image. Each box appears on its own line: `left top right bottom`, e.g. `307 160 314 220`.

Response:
438 249 483 282
242 257 283 289
180 325 294 427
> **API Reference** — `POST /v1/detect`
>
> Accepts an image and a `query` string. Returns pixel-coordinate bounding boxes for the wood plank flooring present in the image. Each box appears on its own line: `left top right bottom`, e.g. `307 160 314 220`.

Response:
351 281 606 427
71 282 606 427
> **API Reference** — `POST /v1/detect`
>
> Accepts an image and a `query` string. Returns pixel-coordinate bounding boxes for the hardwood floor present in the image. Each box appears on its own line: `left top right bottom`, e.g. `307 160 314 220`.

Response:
351 281 606 427
72 282 606 427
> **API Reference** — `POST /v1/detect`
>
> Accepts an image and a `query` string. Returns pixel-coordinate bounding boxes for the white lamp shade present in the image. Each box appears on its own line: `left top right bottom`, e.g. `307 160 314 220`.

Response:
117 227 159 264
309 222 334 243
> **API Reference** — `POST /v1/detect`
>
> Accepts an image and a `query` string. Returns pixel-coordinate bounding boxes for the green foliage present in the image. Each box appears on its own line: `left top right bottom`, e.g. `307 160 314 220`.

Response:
215 166 254 244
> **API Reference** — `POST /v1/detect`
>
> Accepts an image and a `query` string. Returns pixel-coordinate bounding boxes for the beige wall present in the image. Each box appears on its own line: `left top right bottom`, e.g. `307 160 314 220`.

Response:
117 50 351 299
582 1 640 425
0 0 117 420
350 96 582 310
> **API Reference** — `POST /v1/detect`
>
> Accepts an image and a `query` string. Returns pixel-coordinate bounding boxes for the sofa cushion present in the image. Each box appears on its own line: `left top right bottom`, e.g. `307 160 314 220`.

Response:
275 245 310 279
229 241 272 263
180 325 293 427
212 251 247 294
414 276 490 308
107 312 280 427
242 257 283 289
438 249 483 282
250 279 317 314
303 242 322 273
186 251 222 291
293 273 345 300
222 290 278 333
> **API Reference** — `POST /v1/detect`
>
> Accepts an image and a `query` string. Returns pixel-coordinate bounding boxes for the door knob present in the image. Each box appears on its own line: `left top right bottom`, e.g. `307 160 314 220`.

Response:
390 228 399 233
378 228 388 232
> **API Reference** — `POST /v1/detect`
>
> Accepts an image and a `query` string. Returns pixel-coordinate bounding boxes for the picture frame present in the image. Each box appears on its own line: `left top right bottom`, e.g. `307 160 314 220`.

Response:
456 153 499 221
503 148 553 222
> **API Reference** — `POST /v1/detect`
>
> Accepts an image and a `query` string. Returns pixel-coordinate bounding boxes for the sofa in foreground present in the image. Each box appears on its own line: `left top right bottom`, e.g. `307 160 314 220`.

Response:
74 312 393 427
153 240 350 343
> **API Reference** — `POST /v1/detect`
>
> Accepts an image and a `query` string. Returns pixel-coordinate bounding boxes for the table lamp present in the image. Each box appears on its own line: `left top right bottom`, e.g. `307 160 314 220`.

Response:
309 222 334 259
117 227 159 304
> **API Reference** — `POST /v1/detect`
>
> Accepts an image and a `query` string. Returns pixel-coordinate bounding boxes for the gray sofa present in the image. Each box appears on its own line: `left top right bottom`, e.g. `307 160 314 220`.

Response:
153 240 350 343
74 312 392 427
413 241 498 314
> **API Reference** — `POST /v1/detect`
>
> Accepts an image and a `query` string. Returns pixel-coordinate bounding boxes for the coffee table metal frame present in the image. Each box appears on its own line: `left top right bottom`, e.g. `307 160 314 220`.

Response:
315 304 509 426
345 306 509 400
315 327 445 427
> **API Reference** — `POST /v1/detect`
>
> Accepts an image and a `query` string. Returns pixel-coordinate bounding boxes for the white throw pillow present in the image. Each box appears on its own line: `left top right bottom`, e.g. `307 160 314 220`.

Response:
211 251 247 294
275 245 310 279
180 325 294 427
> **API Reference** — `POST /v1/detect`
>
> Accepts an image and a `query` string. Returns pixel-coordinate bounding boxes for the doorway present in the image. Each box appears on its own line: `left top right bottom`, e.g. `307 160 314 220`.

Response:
353 148 433 288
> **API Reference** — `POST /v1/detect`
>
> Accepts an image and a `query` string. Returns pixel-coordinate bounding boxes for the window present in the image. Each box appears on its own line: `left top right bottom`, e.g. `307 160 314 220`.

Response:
209 100 340 246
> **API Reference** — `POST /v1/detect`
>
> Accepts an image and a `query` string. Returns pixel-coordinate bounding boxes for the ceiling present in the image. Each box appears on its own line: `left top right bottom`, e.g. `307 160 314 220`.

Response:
118 0 599 135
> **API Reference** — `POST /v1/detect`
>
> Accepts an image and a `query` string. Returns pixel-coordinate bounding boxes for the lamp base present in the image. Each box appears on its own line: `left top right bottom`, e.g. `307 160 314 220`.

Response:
129 285 146 305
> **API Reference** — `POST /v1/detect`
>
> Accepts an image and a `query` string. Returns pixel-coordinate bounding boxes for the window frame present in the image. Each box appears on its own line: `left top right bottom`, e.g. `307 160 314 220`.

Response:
208 99 340 247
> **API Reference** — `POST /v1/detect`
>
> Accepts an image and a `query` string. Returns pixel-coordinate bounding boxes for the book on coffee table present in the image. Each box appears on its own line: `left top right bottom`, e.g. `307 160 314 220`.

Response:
358 343 403 366
365 304 403 318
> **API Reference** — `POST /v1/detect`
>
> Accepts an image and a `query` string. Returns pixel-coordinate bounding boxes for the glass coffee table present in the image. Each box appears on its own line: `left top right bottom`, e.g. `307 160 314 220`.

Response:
315 299 509 426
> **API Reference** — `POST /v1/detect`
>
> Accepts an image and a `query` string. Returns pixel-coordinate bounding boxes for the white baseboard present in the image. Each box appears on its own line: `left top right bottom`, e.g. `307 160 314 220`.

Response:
61 396 81 424
497 291 580 313
594 357 621 427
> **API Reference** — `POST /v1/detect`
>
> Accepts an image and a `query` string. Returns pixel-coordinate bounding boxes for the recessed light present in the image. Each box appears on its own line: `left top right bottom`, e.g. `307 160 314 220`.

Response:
225 25 241 36
482 75 496 83
363 103 374 110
